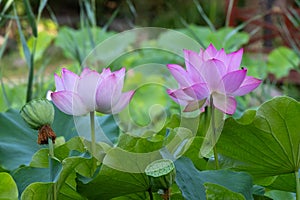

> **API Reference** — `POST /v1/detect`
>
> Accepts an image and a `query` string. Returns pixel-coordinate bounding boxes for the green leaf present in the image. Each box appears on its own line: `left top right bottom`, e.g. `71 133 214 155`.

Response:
264 190 295 200
55 26 115 64
207 27 249 52
21 182 54 200
204 182 245 200
12 166 49 196
111 192 149 200
101 127 193 173
217 96 300 189
77 118 193 199
157 28 202 53
38 0 48 15
0 172 18 200
77 165 150 200
175 157 253 200
19 31 54 62
52 106 79 141
30 136 86 168
21 180 86 200
14 6 32 70
183 136 207 170
267 46 300 78
0 0 13 23
242 53 268 79
117 132 164 153
177 25 212 47
0 107 78 171
267 173 297 192
30 149 49 168
0 109 40 170
19 155 96 199
97 114 120 144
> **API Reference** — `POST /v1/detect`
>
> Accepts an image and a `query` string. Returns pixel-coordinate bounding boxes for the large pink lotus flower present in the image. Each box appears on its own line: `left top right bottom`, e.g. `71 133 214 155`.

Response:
51 67 134 116
167 44 262 114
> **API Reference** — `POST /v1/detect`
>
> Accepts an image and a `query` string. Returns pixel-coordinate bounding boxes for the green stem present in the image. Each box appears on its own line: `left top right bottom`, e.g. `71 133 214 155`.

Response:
210 96 219 169
148 188 153 200
296 170 300 200
25 54 34 102
91 0 96 26
90 111 96 156
48 138 54 158
48 138 57 200
225 0 234 27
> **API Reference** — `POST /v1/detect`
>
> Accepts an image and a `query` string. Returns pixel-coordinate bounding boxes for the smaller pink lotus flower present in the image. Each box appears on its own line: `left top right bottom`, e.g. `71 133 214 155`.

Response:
167 44 262 114
51 67 134 116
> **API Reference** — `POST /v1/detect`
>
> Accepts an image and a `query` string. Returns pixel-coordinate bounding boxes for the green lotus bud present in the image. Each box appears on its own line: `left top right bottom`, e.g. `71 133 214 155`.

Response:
145 159 176 192
20 99 56 144
20 99 54 129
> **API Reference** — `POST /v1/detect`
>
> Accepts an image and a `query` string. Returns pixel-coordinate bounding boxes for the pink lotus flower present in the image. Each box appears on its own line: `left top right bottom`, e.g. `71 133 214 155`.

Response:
167 44 262 114
51 67 134 116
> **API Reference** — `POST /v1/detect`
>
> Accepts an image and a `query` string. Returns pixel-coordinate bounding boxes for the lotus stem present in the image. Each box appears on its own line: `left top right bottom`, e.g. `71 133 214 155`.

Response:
48 138 54 159
148 188 153 200
296 170 300 200
90 111 96 156
48 138 57 200
210 96 219 169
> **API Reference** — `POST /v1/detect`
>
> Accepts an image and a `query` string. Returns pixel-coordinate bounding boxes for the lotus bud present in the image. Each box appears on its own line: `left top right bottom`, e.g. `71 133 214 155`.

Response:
145 159 176 192
20 99 56 144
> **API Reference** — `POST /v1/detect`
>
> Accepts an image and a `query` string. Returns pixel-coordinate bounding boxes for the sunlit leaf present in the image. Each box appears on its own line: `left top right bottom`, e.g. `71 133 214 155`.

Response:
157 28 202 53
204 182 245 200
265 190 295 200
0 172 18 200
21 182 54 200
101 127 193 173
268 173 297 192
207 27 249 51
19 31 54 62
177 25 211 47
217 96 300 191
267 47 300 78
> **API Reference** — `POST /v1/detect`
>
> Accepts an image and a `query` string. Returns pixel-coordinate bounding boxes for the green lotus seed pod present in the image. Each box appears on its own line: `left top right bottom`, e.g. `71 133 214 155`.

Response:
20 99 54 130
145 159 176 192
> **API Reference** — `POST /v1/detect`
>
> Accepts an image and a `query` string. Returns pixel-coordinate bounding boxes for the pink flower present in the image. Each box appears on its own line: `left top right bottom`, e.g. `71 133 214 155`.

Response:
167 44 262 114
51 67 134 116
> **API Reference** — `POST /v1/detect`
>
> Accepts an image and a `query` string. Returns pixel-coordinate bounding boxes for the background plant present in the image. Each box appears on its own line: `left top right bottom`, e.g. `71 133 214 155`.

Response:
0 0 299 199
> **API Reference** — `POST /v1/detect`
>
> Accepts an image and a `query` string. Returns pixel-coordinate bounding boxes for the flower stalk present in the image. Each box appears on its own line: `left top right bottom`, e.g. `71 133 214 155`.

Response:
90 111 96 156
48 138 55 158
296 170 300 200
210 96 219 170
48 138 57 200
148 188 153 200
